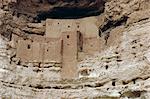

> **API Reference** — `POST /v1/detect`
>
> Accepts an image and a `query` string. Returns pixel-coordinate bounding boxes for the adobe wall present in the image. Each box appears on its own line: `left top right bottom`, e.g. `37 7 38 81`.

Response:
16 39 33 62
46 17 99 38
78 17 99 38
61 31 78 79
46 17 100 55
16 35 62 63
46 19 77 38
43 40 62 63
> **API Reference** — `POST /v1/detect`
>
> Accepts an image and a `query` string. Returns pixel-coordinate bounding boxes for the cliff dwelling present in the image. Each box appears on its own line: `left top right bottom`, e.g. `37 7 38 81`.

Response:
4 0 105 79
2 0 150 98
11 18 100 79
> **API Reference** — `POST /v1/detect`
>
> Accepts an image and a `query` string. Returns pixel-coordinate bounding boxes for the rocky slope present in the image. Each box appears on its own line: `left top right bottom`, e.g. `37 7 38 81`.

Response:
0 0 150 98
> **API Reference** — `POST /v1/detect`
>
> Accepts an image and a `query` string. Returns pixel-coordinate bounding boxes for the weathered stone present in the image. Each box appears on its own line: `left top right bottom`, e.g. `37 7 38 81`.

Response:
12 0 105 19
0 0 150 98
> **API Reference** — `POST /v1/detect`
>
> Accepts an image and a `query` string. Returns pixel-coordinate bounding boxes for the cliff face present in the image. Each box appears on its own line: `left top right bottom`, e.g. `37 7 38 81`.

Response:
11 0 105 20
0 0 150 98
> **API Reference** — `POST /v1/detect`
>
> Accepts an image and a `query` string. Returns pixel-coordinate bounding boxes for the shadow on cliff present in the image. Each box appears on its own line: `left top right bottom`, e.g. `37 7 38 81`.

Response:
35 7 104 22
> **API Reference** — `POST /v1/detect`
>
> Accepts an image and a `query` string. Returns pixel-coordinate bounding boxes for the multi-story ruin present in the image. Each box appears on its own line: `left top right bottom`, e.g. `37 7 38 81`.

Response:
12 17 100 79
1 0 150 98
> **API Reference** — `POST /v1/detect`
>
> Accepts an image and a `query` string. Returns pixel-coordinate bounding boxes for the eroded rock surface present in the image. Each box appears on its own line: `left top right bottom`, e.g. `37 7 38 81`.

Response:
0 0 150 98
10 0 105 20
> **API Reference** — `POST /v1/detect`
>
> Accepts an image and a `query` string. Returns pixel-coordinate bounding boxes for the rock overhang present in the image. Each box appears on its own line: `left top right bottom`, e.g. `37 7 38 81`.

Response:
10 0 105 21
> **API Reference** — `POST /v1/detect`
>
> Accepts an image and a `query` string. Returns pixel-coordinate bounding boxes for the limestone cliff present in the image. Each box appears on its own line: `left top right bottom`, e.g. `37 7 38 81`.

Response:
10 0 105 20
0 0 150 98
